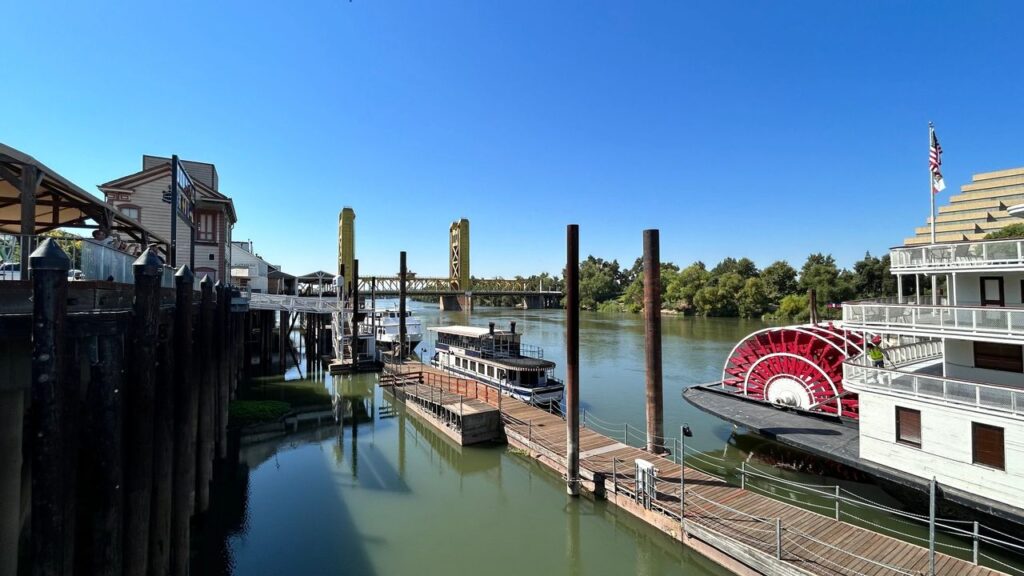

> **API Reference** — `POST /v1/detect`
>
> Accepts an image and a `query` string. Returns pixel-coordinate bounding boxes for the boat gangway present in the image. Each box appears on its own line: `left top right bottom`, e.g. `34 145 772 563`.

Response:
247 292 344 314
382 363 1008 576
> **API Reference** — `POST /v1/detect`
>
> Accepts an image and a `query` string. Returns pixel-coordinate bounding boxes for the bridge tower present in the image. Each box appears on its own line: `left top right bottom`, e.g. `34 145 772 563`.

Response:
338 207 355 295
442 218 473 311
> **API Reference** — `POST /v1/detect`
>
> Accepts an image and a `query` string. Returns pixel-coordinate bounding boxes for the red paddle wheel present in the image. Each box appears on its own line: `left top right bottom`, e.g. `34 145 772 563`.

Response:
722 324 864 419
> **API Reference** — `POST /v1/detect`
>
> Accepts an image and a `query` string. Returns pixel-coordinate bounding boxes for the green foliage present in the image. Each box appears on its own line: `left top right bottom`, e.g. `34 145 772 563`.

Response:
665 262 709 310
760 260 798 302
768 294 811 322
228 400 292 428
578 256 623 310
984 223 1024 239
737 277 770 318
693 272 744 316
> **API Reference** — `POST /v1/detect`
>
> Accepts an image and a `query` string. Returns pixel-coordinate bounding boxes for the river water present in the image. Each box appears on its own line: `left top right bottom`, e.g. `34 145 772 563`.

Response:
196 304 978 575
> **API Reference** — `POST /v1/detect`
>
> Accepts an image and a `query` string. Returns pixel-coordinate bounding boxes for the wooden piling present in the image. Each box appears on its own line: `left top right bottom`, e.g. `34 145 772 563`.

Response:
149 308 174 576
81 329 125 576
196 276 215 512
565 225 580 496
124 247 163 576
399 252 407 360
279 310 289 373
643 229 665 454
215 282 228 460
351 259 360 362
808 288 819 324
28 239 71 576
170 267 196 576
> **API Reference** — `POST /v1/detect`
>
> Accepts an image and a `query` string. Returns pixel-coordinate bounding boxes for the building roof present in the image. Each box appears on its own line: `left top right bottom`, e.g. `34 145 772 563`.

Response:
904 166 1024 245
428 325 516 338
98 157 237 224
0 143 169 251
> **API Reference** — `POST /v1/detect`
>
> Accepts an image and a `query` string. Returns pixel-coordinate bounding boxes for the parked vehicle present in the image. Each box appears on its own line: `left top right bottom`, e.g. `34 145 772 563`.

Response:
0 262 21 281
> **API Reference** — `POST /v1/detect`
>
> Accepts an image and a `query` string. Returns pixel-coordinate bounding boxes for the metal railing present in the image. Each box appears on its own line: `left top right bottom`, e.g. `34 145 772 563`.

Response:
843 360 1024 417
891 239 1024 272
843 301 1024 341
247 292 343 313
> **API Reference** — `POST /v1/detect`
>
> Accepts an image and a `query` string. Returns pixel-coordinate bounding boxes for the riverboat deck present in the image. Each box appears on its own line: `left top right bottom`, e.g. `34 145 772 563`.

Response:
383 362 1005 576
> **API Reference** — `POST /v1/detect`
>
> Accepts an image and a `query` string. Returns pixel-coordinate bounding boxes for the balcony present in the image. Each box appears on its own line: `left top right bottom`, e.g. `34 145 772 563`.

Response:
843 342 1024 418
843 300 1024 343
890 239 1024 273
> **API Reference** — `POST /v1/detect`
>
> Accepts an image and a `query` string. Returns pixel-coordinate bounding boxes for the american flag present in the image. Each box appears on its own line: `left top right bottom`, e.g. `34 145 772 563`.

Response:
930 126 946 193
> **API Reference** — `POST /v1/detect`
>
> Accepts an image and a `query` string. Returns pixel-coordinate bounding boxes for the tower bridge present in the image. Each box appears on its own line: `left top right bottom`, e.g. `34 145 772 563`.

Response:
338 209 561 311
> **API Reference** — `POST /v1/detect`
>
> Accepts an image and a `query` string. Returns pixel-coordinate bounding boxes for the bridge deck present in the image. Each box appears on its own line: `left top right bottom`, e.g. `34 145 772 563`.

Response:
385 363 1004 576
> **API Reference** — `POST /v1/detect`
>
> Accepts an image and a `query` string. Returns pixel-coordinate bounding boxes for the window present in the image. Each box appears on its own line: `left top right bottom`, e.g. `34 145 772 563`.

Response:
197 212 217 243
895 407 921 448
487 366 494 377
119 204 141 222
974 341 1023 373
980 277 1004 307
972 423 1005 470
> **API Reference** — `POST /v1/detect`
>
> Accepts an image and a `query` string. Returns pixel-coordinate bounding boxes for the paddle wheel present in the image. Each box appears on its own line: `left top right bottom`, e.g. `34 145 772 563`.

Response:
722 324 865 419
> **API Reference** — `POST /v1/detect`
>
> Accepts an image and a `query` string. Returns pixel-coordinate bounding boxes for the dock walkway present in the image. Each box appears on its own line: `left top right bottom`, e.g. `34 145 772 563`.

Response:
384 363 1003 576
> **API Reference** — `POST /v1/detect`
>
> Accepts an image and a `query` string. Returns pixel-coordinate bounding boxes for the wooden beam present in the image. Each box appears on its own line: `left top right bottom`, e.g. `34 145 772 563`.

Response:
0 162 23 189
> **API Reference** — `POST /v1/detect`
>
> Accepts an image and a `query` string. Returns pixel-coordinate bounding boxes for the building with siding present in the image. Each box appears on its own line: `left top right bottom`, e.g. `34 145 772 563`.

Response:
905 166 1024 246
98 156 237 281
231 240 274 293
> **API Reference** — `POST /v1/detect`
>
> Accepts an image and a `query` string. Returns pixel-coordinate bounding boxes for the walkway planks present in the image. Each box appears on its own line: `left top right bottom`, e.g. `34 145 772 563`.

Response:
384 363 1005 576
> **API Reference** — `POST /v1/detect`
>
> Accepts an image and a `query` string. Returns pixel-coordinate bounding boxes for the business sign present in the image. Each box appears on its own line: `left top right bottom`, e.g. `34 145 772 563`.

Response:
174 160 196 226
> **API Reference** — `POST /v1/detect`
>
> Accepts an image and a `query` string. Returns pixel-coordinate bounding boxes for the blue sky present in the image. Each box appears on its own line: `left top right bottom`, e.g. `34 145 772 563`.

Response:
4 1 1023 277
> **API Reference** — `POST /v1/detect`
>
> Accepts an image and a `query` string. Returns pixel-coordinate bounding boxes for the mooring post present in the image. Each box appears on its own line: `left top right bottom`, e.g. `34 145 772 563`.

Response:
28 239 71 576
196 276 215 512
125 246 163 576
972 520 979 564
351 259 360 364
84 328 125 576
149 305 176 576
775 518 783 560
808 288 819 325
643 229 665 454
215 282 229 460
740 461 746 490
834 485 840 520
279 310 289 373
565 224 580 497
929 476 936 576
170 266 196 576
399 251 407 362
680 425 686 528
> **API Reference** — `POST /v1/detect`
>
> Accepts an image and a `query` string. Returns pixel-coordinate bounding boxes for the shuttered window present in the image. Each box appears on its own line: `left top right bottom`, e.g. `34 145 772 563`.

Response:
974 342 1024 373
972 423 1005 470
895 407 921 448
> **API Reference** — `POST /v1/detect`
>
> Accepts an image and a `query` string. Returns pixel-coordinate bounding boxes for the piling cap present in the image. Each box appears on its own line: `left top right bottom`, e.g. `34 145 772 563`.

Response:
199 274 212 289
174 264 194 282
132 245 164 276
214 280 224 291
28 238 71 272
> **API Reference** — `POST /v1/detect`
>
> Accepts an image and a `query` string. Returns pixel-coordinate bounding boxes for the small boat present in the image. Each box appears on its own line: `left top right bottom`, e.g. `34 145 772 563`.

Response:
365 309 424 352
429 322 564 406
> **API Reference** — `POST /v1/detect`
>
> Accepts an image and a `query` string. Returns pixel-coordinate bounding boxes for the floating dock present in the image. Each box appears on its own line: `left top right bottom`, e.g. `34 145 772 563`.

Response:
381 362 1004 576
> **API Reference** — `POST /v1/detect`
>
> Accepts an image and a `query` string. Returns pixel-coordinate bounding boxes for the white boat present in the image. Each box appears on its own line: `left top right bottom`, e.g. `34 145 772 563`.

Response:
364 309 423 352
429 322 564 406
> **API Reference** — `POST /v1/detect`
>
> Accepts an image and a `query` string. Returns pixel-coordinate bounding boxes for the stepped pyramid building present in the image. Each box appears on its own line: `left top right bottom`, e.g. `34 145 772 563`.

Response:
905 166 1024 245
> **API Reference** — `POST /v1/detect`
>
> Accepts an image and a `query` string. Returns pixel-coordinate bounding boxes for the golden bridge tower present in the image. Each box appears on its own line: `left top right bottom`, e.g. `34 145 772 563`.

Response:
449 218 470 291
338 207 355 295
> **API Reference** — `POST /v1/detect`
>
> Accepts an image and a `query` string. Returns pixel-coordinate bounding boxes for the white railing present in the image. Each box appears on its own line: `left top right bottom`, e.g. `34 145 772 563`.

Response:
890 239 1024 271
843 302 1024 342
869 340 944 367
843 361 1024 417
247 292 343 313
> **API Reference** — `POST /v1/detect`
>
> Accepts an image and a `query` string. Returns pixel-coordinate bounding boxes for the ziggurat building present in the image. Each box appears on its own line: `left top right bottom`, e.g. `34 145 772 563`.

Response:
905 166 1024 245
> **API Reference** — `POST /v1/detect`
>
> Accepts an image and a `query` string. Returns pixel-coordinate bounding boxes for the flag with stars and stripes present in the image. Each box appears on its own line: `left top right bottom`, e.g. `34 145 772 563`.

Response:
930 126 945 193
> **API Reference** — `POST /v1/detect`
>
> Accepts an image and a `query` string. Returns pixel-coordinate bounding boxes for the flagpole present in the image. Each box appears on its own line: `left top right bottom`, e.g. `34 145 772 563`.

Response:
929 122 936 244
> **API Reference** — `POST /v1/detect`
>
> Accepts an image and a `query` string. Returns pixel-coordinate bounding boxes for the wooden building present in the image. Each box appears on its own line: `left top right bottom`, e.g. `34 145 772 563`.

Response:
98 156 237 281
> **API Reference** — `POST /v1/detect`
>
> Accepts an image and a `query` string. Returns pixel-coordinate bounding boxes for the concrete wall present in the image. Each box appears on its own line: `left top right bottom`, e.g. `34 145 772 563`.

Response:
858 391 1024 508
953 271 1024 306
944 338 1024 387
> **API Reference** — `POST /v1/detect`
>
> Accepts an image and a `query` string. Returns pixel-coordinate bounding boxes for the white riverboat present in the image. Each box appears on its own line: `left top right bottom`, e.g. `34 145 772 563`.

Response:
366 309 423 352
429 323 564 406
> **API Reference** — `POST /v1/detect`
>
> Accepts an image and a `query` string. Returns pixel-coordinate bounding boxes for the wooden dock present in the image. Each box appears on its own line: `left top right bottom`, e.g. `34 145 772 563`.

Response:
379 371 501 445
383 362 1005 576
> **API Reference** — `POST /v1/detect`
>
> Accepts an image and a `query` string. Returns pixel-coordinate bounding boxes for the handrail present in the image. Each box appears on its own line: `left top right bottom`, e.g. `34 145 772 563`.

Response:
890 239 1024 271
843 301 1024 341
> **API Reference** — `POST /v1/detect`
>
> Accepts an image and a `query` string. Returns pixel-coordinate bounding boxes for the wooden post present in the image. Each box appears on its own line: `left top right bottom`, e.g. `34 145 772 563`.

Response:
351 259 360 364
149 306 175 576
243 312 252 380
565 225 580 496
28 239 71 576
808 288 819 324
196 276 215 512
19 164 39 279
215 282 229 459
279 310 289 373
124 246 163 576
643 230 665 454
170 266 196 576
399 252 407 361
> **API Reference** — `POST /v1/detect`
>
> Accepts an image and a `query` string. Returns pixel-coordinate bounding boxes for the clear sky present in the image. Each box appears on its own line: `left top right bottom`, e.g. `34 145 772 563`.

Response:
4 1 1023 277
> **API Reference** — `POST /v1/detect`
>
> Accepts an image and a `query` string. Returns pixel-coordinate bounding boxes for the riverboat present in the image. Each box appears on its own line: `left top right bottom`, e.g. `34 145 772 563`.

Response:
429 322 564 406
366 309 423 352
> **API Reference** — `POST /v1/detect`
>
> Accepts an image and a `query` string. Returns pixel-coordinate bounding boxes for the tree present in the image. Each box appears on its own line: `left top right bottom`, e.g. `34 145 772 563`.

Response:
759 260 799 303
710 257 758 280
693 272 744 316
578 256 621 310
851 252 895 299
985 223 1024 239
664 262 709 311
768 293 811 321
737 277 770 318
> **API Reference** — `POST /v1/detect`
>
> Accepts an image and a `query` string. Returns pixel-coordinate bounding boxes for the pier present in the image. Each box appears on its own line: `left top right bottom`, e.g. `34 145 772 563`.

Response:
380 362 1001 576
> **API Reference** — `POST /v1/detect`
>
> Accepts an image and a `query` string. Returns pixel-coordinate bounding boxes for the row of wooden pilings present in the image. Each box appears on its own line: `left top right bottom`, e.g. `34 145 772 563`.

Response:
8 239 244 576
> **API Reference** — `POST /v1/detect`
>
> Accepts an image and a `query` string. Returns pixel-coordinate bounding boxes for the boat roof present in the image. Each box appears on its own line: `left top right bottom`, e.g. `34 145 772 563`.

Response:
428 325 517 338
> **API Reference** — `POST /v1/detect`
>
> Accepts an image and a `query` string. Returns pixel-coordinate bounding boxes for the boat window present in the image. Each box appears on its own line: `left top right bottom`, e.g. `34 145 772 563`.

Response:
973 342 1023 373
487 366 494 377
972 422 1005 470
895 407 921 448
520 371 539 386
498 369 506 380
507 370 516 382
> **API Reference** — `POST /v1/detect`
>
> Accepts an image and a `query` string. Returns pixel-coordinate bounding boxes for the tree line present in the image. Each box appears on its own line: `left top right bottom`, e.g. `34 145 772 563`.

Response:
474 252 898 321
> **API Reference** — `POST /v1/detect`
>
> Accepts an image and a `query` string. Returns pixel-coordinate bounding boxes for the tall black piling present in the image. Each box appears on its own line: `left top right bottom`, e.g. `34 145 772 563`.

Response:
565 225 580 496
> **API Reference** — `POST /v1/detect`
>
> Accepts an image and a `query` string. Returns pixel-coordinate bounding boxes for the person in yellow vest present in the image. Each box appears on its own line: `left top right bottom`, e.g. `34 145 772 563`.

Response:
866 337 887 368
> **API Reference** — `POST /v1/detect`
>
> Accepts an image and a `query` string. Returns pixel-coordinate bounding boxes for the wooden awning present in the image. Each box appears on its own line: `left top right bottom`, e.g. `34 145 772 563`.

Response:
0 143 169 252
